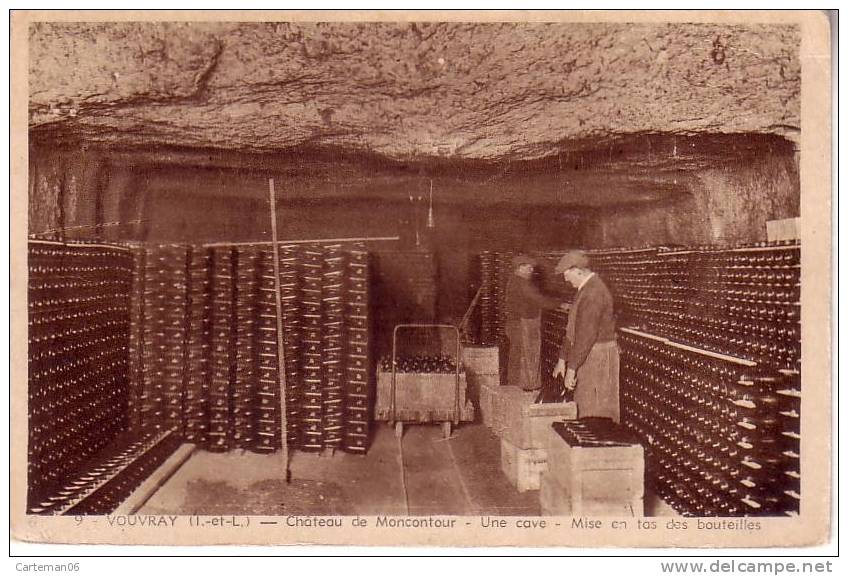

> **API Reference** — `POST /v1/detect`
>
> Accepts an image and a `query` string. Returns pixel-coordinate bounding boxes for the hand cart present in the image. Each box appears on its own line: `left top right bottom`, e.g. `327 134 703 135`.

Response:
374 323 474 439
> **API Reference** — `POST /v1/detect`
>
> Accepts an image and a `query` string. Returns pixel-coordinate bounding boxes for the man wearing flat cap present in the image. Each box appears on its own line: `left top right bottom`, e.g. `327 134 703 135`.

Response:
553 250 620 422
504 255 566 390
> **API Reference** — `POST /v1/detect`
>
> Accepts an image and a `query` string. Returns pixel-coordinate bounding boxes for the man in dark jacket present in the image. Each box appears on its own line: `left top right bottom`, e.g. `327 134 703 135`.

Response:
552 250 620 422
504 255 565 390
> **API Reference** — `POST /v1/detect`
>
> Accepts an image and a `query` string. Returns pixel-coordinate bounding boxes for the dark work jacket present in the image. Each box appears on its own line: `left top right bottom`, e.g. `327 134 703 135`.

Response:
504 274 561 323
559 274 616 369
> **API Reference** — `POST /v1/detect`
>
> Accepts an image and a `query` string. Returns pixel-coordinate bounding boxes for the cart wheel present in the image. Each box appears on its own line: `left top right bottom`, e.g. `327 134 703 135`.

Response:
395 422 404 438
442 421 452 439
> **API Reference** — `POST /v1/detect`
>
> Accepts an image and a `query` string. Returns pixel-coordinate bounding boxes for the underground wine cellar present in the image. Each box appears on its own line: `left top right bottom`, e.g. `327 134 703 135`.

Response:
25 20 803 520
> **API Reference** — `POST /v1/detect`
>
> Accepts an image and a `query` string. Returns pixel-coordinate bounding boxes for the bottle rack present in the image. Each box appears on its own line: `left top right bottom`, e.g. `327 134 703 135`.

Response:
619 328 800 517
540 308 569 397
30 428 182 515
27 240 135 512
589 242 800 371
467 251 514 345
128 243 374 454
471 240 801 516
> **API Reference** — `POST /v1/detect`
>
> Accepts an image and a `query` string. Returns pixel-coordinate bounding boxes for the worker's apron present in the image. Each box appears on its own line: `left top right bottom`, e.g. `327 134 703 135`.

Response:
506 317 542 390
574 340 620 422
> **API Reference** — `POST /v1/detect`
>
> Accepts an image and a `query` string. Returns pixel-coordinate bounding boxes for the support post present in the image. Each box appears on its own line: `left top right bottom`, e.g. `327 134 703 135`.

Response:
268 178 291 482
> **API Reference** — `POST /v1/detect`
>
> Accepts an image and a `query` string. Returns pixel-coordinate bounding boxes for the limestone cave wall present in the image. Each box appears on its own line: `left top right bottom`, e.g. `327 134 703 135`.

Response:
583 149 800 247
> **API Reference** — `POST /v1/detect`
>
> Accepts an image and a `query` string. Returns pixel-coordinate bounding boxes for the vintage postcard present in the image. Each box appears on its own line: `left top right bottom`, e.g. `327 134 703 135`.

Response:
9 9 833 548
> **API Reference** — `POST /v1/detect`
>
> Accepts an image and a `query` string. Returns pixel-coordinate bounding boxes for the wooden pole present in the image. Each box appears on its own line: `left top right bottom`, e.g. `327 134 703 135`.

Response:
268 178 290 482
457 286 483 338
200 235 400 248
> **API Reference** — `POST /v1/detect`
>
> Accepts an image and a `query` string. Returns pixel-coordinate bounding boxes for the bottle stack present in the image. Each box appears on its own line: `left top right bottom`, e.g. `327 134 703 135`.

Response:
298 247 326 451
380 353 459 373
126 245 147 431
27 239 376 513
776 369 801 513
321 246 347 452
254 248 285 453
587 247 661 326
29 428 181 515
27 240 142 514
472 240 801 516
128 242 375 455
277 245 303 449
650 244 801 369
540 308 569 398
184 247 213 445
494 252 515 339
470 251 499 345
233 246 261 449
138 245 190 434
342 248 372 453
619 328 799 516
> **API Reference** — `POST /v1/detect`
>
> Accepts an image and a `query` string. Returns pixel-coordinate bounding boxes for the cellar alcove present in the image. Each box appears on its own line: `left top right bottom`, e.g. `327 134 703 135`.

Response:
26 20 802 518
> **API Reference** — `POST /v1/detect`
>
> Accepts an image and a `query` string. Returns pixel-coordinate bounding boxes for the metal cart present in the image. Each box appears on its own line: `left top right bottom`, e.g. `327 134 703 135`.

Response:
375 323 470 439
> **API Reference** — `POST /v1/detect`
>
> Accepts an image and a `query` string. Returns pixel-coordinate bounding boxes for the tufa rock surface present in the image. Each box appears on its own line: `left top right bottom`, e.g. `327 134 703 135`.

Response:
29 22 800 161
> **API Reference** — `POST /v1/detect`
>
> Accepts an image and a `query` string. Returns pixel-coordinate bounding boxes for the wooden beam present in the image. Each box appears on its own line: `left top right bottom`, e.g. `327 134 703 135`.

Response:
201 236 400 248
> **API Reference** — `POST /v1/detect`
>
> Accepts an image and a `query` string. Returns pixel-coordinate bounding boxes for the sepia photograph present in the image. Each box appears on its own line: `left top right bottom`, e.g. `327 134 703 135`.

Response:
9 9 833 548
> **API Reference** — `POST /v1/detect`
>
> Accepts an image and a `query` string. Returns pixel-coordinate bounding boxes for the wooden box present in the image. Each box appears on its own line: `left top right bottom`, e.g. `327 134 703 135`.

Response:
461 345 500 376
539 471 570 516
766 217 800 242
496 386 577 448
469 373 501 427
490 386 514 437
500 438 548 493
544 422 644 516
539 472 641 516
374 370 475 422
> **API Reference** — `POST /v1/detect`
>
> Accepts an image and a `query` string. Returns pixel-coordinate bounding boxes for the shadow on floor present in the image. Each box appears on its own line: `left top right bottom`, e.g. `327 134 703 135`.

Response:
139 422 675 517
140 422 539 516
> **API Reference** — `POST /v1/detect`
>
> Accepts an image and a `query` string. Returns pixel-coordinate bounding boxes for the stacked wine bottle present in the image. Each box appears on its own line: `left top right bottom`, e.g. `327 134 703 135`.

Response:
649 244 800 370
469 251 501 345
594 241 800 516
128 242 374 454
184 246 213 445
472 240 801 516
32 429 182 516
380 354 459 373
620 328 800 516
540 308 569 398
138 245 191 434
27 240 184 515
587 247 661 326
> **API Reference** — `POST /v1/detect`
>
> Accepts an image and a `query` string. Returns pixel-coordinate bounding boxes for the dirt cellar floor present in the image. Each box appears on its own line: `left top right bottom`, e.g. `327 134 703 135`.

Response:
139 422 676 517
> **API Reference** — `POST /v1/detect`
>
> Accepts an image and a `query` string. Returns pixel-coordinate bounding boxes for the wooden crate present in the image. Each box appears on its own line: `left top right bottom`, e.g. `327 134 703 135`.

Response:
468 373 501 427
538 471 570 516
494 386 576 448
767 217 800 242
491 386 515 437
539 472 641 516
374 370 475 422
500 438 548 492
545 425 644 516
504 396 577 450
461 345 500 376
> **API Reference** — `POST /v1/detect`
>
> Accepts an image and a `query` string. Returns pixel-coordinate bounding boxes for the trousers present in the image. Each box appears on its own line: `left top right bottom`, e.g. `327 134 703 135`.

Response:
574 341 620 422
505 317 542 390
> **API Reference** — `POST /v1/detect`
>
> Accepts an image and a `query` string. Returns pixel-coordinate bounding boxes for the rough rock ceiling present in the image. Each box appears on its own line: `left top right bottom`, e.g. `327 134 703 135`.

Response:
29 21 800 163
99 132 793 207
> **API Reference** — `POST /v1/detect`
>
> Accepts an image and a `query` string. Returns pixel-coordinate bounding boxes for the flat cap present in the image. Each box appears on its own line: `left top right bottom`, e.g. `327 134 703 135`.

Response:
554 250 590 273
513 254 537 268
